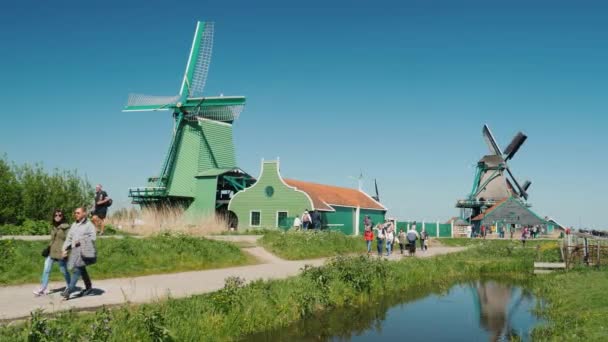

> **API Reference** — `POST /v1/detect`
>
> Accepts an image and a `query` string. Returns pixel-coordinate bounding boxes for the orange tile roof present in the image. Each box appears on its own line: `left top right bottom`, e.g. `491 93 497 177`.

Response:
284 179 386 211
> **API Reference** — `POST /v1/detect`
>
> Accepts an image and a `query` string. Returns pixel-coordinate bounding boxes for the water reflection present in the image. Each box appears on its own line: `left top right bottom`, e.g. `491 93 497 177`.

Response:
243 281 542 342
474 281 539 341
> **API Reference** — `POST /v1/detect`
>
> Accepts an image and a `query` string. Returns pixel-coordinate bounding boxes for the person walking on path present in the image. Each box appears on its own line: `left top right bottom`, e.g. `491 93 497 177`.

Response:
301 210 312 230
364 215 372 231
420 228 428 251
311 210 322 230
293 216 302 231
62 207 97 300
364 226 374 255
521 227 528 247
374 224 385 256
385 226 394 256
33 209 71 296
406 226 420 256
92 184 111 235
398 229 407 254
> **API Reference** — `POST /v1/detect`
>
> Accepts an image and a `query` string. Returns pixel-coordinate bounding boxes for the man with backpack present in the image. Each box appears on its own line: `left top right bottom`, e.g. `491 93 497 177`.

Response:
92 184 112 235
407 225 420 256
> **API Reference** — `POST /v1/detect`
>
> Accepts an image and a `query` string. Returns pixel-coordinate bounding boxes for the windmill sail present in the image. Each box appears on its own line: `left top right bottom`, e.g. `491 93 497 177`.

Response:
482 124 503 156
125 94 180 111
181 21 214 98
504 132 527 161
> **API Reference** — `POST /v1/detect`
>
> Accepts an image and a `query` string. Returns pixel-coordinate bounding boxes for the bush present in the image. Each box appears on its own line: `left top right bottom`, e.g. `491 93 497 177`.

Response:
0 154 93 225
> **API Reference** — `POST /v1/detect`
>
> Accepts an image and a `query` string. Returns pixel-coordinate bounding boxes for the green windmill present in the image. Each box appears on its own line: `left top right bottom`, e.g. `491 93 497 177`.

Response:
125 21 254 221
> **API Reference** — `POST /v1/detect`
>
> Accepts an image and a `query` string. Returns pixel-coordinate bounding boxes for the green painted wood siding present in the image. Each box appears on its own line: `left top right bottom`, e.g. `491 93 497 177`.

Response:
167 120 237 198
322 206 355 235
185 177 218 220
358 209 386 234
228 161 313 229
198 120 236 170
167 122 203 197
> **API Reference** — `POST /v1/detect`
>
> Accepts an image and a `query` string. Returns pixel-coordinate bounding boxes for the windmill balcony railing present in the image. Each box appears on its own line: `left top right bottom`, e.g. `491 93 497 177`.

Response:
128 187 168 198
456 199 499 208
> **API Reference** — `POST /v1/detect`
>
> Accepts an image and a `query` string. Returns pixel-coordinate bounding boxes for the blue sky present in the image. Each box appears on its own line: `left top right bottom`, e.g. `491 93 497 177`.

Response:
1 0 606 228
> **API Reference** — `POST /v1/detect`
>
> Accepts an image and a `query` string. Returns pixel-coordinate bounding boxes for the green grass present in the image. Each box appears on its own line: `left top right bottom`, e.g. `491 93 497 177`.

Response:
532 269 608 341
0 234 254 285
259 230 364 260
215 228 278 236
0 237 604 341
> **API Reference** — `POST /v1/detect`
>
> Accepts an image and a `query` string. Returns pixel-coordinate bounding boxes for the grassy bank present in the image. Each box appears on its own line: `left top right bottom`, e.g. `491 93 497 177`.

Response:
259 231 561 261
1 240 577 341
0 234 253 285
259 230 363 259
532 269 608 340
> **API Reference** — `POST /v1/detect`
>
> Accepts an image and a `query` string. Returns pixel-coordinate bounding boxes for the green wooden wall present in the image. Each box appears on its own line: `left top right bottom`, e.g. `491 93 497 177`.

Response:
358 209 386 232
167 120 237 199
228 161 313 229
322 206 355 235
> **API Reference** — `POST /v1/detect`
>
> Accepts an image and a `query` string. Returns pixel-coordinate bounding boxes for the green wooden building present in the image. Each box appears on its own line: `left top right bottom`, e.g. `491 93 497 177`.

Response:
228 160 387 235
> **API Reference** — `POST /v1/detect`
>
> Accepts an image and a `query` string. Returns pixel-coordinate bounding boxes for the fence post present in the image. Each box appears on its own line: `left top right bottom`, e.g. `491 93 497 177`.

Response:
598 240 601 267
436 221 439 238
422 220 425 233
451 220 454 238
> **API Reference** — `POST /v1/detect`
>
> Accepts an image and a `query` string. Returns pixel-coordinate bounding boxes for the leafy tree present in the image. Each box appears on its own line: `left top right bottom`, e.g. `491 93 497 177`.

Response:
0 156 22 224
0 154 94 225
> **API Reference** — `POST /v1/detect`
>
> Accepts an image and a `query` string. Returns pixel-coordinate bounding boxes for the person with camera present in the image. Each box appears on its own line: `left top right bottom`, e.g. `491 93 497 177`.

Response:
92 184 111 235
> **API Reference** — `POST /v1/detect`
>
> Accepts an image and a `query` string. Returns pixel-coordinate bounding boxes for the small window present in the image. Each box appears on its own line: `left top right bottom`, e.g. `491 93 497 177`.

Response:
277 211 288 227
250 211 261 227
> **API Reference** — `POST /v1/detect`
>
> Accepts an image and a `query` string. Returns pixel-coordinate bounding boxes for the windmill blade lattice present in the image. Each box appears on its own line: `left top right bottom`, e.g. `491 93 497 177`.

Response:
188 104 244 122
189 22 214 97
127 93 180 108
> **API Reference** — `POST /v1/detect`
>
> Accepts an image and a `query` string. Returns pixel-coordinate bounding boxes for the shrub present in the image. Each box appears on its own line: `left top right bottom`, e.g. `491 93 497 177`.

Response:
0 155 93 225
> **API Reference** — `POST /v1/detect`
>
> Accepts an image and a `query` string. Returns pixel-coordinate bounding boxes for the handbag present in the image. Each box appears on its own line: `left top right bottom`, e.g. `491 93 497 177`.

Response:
81 239 97 265
41 246 50 258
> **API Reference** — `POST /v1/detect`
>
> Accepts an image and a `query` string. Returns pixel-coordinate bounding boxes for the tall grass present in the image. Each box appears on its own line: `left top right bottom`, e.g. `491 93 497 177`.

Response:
107 206 230 236
0 234 252 285
259 230 363 260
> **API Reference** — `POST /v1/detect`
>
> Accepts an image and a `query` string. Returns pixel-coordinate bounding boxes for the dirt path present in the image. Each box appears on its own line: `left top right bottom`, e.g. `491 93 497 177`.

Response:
0 240 465 322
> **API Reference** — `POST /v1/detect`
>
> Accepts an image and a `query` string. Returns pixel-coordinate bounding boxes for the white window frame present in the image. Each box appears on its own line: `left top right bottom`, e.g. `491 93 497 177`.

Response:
250 210 261 227
276 210 288 228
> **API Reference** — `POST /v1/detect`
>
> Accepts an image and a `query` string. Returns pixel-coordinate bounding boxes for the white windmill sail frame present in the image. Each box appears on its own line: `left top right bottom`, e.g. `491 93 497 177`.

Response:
126 93 180 110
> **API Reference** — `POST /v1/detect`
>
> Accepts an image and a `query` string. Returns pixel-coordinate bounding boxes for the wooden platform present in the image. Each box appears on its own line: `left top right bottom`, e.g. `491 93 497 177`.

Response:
533 262 566 274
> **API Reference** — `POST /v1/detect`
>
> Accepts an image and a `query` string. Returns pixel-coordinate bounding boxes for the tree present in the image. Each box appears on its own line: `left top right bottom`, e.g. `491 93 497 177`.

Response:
0 156 22 224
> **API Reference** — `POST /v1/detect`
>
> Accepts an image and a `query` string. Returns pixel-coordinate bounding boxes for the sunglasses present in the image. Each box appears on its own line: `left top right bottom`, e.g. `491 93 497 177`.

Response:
54 213 64 217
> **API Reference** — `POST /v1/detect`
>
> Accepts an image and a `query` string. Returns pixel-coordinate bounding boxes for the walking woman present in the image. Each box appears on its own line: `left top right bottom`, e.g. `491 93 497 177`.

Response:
33 209 71 296
385 227 394 256
375 224 385 256
364 226 374 255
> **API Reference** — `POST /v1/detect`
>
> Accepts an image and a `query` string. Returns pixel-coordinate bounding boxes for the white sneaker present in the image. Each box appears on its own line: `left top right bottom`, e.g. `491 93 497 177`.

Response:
33 288 46 296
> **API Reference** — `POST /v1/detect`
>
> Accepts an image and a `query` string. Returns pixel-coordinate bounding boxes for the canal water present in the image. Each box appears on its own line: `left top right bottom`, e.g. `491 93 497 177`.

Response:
243 281 543 342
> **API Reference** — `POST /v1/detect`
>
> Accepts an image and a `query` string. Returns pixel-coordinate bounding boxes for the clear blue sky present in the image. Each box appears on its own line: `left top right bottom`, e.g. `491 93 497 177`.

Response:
1 0 606 228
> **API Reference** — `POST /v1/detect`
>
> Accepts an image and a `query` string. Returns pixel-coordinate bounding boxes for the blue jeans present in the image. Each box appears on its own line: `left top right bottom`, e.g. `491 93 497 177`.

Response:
366 240 372 253
386 241 392 256
41 256 70 290
376 239 383 255
67 266 92 293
